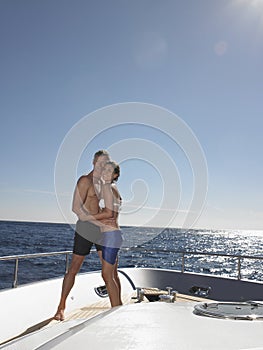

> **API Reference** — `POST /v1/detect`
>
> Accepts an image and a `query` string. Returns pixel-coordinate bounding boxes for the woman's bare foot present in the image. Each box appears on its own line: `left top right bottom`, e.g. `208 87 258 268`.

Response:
54 309 65 321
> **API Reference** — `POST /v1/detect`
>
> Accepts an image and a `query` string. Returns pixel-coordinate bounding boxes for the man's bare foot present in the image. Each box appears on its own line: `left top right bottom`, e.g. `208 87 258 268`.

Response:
54 309 65 321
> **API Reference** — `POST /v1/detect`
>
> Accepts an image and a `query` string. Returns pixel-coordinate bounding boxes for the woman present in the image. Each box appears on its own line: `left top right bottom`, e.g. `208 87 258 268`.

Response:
85 161 123 307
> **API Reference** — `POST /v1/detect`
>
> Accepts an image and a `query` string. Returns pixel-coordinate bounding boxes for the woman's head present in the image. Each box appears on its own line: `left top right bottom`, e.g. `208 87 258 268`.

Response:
102 161 120 183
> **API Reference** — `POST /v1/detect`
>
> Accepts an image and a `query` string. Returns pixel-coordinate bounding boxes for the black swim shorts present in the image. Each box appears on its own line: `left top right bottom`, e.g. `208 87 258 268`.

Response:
73 220 102 256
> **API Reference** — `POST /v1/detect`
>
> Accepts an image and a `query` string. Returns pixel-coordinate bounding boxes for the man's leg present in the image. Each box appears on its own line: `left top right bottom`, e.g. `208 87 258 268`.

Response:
54 254 85 321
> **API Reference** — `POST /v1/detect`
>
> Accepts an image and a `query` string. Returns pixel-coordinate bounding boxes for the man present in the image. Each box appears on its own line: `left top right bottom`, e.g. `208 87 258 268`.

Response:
54 150 110 321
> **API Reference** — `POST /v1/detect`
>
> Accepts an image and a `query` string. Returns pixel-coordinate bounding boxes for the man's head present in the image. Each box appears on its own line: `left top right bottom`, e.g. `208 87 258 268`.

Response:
93 150 110 176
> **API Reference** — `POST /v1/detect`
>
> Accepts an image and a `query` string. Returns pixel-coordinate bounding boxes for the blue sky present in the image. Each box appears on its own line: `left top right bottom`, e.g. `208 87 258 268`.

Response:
0 0 262 230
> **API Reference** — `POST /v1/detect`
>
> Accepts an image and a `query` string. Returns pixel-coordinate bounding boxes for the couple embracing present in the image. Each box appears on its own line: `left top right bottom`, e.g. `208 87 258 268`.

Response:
54 150 123 321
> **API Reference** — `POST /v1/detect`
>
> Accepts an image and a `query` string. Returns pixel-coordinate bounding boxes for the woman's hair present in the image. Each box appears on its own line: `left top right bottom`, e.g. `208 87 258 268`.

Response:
106 161 120 182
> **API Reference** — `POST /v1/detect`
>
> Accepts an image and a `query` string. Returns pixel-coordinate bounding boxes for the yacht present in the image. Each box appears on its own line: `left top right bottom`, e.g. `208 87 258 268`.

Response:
0 249 263 349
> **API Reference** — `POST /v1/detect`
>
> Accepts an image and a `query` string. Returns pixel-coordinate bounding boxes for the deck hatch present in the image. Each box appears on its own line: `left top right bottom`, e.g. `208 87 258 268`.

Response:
94 285 108 298
194 301 263 320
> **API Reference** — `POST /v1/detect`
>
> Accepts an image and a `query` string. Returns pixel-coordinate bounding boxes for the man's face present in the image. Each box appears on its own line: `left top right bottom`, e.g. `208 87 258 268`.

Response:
94 155 109 175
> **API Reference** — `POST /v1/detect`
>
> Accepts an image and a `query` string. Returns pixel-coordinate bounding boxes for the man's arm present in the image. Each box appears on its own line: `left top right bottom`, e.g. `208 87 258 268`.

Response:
72 176 91 220
85 183 114 222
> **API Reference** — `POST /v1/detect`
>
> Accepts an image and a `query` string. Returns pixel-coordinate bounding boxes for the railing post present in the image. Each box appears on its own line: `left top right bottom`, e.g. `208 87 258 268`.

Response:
13 258 19 288
65 252 70 273
237 256 241 280
181 252 185 273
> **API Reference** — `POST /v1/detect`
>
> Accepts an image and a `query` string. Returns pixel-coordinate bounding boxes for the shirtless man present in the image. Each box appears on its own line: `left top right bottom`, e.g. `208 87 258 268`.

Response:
54 150 110 321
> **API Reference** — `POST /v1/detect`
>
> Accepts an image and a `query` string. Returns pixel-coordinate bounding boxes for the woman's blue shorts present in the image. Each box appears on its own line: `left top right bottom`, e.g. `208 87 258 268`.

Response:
99 230 123 265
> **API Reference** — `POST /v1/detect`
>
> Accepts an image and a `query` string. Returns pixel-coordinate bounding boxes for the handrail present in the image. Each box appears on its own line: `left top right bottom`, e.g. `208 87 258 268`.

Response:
1 248 263 288
0 250 73 288
123 247 263 261
122 247 263 280
0 251 73 261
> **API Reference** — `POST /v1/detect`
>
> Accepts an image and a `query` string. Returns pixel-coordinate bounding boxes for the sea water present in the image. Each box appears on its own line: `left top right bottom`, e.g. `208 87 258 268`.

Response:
0 221 263 290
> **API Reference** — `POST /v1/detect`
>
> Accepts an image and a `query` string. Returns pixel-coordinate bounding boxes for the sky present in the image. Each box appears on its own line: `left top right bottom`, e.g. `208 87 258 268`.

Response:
0 0 263 230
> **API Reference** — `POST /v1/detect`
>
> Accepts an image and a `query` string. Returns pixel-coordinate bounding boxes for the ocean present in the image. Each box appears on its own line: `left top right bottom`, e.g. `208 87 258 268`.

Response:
0 220 263 290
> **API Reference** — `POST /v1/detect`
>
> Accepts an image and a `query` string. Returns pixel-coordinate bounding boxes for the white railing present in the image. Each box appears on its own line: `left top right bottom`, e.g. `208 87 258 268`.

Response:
0 251 72 288
122 247 263 281
1 248 263 288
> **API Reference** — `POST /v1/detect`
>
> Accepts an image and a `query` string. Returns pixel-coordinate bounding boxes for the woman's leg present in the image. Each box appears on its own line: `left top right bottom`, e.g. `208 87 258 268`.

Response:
113 257 122 305
101 257 122 307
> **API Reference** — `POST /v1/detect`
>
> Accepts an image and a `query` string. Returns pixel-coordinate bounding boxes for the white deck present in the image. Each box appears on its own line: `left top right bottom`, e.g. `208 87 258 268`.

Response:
0 270 134 346
2 297 263 350
15 302 263 350
1 267 263 349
